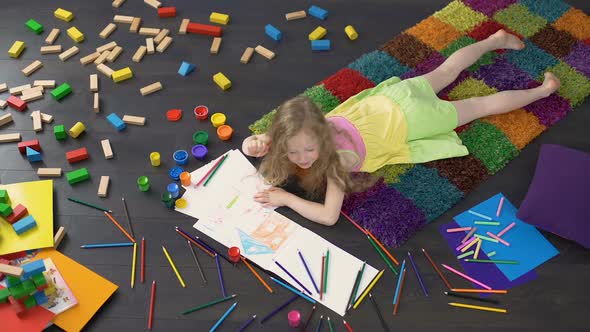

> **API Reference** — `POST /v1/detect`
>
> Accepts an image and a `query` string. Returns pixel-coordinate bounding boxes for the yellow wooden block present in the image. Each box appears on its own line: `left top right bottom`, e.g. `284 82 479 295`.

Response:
67 27 85 43
8 41 25 58
210 12 230 25
54 8 74 22
345 25 358 40
308 26 327 40
213 72 231 90
112 67 133 83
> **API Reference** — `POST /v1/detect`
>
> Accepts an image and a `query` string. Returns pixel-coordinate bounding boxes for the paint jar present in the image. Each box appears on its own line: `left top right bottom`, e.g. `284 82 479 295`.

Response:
150 152 161 166
137 176 150 192
288 310 301 327
228 246 241 263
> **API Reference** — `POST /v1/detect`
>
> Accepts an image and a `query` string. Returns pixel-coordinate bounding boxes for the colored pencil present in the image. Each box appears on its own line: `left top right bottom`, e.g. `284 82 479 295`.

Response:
195 153 227 187
461 227 477 243
421 248 452 289
104 211 136 243
444 291 499 304
148 280 156 330
327 317 335 332
131 243 137 288
497 222 516 237
274 259 313 295
187 240 207 285
352 269 385 309
122 197 135 237
450 288 507 294
323 249 330 294
457 250 474 259
162 245 186 288
487 251 497 257
345 267 362 312
349 262 366 310
175 227 215 257
204 153 229 187
215 254 226 297
446 227 472 233
261 295 298 324
237 315 256 332
241 256 272 293
320 255 325 301
80 242 134 249
474 234 499 243
448 302 507 313
181 294 237 315
316 315 323 332
195 235 233 264
461 237 480 252
408 252 428 296
369 293 388 332
343 320 353 332
393 267 406 315
392 260 406 305
302 305 316 331
474 221 500 226
366 229 399 265
367 236 397 275
464 259 519 264
68 197 112 213
473 239 482 259
496 196 505 217
298 249 320 294
486 232 510 246
468 210 492 220
441 264 491 290
270 277 316 304
340 211 368 235
456 237 476 251
141 237 145 283
209 302 238 331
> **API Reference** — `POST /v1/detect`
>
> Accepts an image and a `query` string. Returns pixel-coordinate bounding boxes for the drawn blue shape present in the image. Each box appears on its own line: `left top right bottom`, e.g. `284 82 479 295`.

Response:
238 229 274 255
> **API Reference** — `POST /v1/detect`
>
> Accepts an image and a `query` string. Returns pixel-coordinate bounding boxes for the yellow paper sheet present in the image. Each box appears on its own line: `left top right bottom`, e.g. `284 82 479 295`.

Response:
36 248 118 332
0 180 54 255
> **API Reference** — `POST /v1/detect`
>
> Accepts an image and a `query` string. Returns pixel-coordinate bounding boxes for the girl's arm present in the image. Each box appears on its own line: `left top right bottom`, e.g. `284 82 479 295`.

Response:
282 176 345 226
242 134 271 157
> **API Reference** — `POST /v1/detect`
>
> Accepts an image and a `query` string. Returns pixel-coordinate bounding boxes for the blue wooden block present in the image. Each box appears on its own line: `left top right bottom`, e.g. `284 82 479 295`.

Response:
311 39 331 51
12 215 37 235
308 5 328 20
33 291 49 305
178 61 196 76
106 113 126 131
26 147 42 162
21 260 46 279
265 24 282 41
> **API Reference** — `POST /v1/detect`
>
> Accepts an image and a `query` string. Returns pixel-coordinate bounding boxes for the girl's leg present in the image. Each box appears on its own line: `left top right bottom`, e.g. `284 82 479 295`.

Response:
452 72 561 126
423 30 525 93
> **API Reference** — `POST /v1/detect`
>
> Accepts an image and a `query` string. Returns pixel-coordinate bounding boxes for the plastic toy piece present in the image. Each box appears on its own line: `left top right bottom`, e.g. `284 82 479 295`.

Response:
286 10 306 21
67 27 84 43
18 139 41 154
112 67 133 83
25 19 44 34
8 41 25 58
0 203 13 217
21 60 42 77
66 167 90 184
45 29 60 44
130 17 141 33
0 264 23 278
345 25 358 40
308 5 328 20
158 7 176 18
309 26 327 40
101 139 114 159
132 46 147 62
80 52 100 65
90 74 98 92
12 215 38 235
69 121 86 138
311 39 331 51
167 109 182 121
144 0 161 9
156 36 172 52
0 133 21 143
140 82 162 96
210 12 229 25
107 113 126 131
51 83 72 100
99 23 117 39
213 72 231 90
37 168 62 177
240 47 254 64
265 24 282 41
0 113 13 127
254 45 275 60
210 37 222 54
7 96 26 111
154 29 169 44
58 46 79 61
26 147 42 163
186 22 221 37
66 147 89 163
122 115 146 126
98 176 110 197
54 8 74 22
40 45 62 54
5 204 28 224
54 125 67 140
178 61 195 76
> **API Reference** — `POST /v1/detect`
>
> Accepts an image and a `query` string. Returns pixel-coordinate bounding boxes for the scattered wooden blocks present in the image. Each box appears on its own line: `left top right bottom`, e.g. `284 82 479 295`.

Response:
93 92 100 113
309 26 327 40
308 5 328 20
107 113 126 131
210 12 229 25
112 67 133 83
40 45 62 54
54 8 74 22
13 215 38 235
0 83 6 93
97 63 115 77
0 113 13 127
132 46 147 62
8 41 25 58
179 18 189 34
25 19 44 34
0 133 20 144
23 86 44 95
213 72 231 90
66 167 90 185
69 121 86 138
112 0 126 8
26 146 42 162
45 28 60 44
38 168 62 177
156 36 172 52
154 29 169 44
7 96 27 111
101 139 114 159
58 46 79 61
34 80 55 88
123 115 146 126
0 202 12 217
265 24 282 41
0 99 6 109
106 46 123 62
21 90 43 102
5 204 28 224
18 139 41 154
66 147 89 163
130 17 141 33
80 52 100 65
97 41 117 53
345 25 358 40
140 82 162 96
286 10 306 21
178 61 195 76
94 51 110 65
158 7 176 18
99 23 117 39
139 27 160 36
54 226 66 248
114 15 134 24
98 176 110 197
51 83 72 101
146 38 155 54
31 111 42 132
67 27 85 43
31 112 53 123
90 74 99 92
0 264 24 278
186 22 222 37
144 0 161 9
10 84 31 95
210 37 222 54
254 45 275 60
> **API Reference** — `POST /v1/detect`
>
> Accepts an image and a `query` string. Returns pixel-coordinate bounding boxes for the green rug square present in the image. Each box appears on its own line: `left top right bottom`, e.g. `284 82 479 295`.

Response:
545 61 590 107
459 121 519 174
448 77 498 100
248 109 276 134
441 36 476 58
493 3 547 38
434 0 488 33
301 85 342 114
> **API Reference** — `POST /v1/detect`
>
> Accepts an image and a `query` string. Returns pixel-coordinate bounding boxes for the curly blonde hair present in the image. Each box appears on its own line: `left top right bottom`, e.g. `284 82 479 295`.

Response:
259 96 371 198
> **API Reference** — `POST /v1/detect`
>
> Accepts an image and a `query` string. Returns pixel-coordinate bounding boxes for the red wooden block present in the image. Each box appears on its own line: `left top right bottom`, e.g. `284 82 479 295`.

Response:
7 95 27 112
66 147 89 163
36 283 48 292
5 204 28 224
158 6 176 18
187 22 222 37
17 139 41 154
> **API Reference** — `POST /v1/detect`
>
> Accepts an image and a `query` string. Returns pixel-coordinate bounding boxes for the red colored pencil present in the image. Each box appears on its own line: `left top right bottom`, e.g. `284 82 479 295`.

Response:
320 255 325 301
343 320 354 332
195 153 227 187
148 280 156 330
421 248 452 289
141 237 145 283
340 211 368 235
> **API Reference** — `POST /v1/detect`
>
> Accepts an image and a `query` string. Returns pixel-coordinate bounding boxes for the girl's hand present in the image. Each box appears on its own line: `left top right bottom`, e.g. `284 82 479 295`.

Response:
245 136 270 157
254 187 289 207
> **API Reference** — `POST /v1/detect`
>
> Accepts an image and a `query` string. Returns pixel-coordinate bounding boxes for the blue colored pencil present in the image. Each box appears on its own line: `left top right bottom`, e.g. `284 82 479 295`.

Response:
237 315 256 332
316 315 324 332
209 302 237 332
261 295 298 324
215 254 226 297
273 259 313 295
270 277 316 304
298 249 320 294
407 252 428 296
80 242 134 249
392 260 406 305
468 210 492 220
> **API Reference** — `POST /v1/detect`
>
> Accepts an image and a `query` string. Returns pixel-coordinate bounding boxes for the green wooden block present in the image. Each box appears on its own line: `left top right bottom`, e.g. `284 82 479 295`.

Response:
66 167 90 185
0 288 10 303
23 295 37 309
31 273 47 288
9 284 27 299
6 275 21 286
0 202 13 217
51 83 72 101
0 189 8 203
54 124 67 140
25 19 44 34
22 279 36 294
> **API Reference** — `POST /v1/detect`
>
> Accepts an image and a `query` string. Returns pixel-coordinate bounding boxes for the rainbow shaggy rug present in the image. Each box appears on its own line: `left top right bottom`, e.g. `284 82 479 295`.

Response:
249 0 590 247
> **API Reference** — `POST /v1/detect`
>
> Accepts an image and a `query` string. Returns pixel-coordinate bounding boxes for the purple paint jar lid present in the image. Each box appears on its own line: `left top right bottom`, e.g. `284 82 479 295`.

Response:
191 144 208 160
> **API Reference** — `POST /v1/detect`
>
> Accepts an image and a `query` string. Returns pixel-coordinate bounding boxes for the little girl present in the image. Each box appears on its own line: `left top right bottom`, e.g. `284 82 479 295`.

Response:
242 30 560 226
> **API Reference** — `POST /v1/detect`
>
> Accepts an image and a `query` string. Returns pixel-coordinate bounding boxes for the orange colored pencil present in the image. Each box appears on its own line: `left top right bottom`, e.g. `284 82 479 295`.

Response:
393 268 406 315
450 288 508 294
366 229 399 265
241 256 273 293
104 212 136 243
174 227 215 257
340 211 368 235
421 248 452 289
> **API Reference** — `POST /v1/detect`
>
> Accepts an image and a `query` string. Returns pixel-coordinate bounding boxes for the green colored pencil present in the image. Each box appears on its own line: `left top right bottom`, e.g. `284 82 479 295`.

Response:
181 294 236 315
203 154 228 187
327 316 335 332
487 251 497 257
464 259 519 264
68 197 112 213
474 221 501 226
457 250 474 259
367 236 398 275
350 262 366 309
474 234 499 243
323 249 330 293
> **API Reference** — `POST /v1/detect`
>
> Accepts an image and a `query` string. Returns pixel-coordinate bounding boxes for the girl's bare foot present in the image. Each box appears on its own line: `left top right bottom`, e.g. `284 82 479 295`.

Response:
542 72 561 96
491 29 525 50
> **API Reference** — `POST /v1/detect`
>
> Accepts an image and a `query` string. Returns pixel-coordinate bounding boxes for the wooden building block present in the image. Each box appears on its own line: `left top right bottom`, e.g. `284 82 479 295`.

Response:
210 12 230 25
186 22 222 37
112 67 133 82
54 226 66 248
156 36 172 52
286 10 307 21
8 41 25 58
0 99 6 109
21 90 43 103
210 37 222 54
22 86 44 95
80 52 100 65
240 47 254 64
18 139 40 154
40 45 62 54
144 0 161 9
146 38 155 54
154 29 169 44
113 15 134 24
32 110 42 132
37 168 62 177
97 63 115 77
22 60 43 76
90 74 99 92
213 72 231 90
5 204 28 224
98 176 110 197
54 8 74 22
158 7 176 18
26 19 44 34
0 113 13 127
94 51 110 65
112 0 126 8
0 83 7 92
58 46 79 61
139 82 162 96
139 27 160 36
45 28 60 44
34 80 55 88
67 27 85 43
344 25 358 40
93 92 99 113
122 115 146 125
132 46 147 62
179 18 189 34
7 96 27 111
30 112 53 123
97 41 117 53
130 17 141 33
99 23 117 39
0 133 21 143
101 139 114 159
254 45 275 60
66 147 89 163
308 26 327 40
66 167 90 185
9 84 31 95
0 264 23 278
106 46 123 62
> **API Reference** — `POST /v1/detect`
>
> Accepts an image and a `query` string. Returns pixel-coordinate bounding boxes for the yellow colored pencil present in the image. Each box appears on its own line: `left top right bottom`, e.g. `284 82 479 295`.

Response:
131 243 137 288
353 269 384 309
448 302 507 313
461 237 479 253
473 239 482 259
162 245 186 288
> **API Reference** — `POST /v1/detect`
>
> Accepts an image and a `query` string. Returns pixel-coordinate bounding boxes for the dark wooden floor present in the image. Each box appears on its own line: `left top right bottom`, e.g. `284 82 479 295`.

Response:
1 0 589 331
